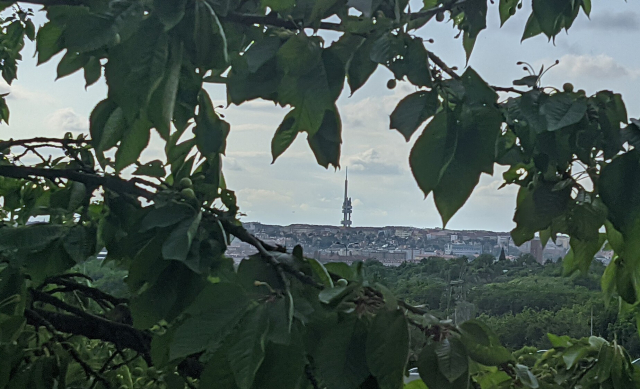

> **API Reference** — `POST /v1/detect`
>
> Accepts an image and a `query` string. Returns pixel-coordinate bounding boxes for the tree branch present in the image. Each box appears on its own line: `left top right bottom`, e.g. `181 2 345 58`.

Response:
26 307 153 364
0 137 88 149
215 215 324 289
26 309 112 388
0 165 155 199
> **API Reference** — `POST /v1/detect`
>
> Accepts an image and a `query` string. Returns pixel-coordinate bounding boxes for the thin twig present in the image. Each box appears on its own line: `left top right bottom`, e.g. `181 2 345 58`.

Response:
42 277 128 306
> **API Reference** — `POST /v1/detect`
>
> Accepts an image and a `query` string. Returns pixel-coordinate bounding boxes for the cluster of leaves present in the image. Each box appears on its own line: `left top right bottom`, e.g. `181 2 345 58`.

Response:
0 0 638 388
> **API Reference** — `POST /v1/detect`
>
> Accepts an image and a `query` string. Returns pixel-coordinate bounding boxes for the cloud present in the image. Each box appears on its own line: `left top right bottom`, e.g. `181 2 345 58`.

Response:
343 148 404 175
0 83 59 104
553 54 640 79
589 11 640 31
46 108 88 133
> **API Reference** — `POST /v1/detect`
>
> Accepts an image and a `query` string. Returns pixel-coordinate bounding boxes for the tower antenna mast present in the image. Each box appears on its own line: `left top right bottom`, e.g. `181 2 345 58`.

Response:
341 168 352 227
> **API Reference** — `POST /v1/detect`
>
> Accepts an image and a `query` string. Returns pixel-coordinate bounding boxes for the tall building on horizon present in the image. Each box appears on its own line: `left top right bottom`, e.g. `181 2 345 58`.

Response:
341 168 352 227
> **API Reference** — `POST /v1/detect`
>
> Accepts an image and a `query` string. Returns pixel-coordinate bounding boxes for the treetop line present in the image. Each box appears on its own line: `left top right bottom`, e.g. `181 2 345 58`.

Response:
1 0 640 388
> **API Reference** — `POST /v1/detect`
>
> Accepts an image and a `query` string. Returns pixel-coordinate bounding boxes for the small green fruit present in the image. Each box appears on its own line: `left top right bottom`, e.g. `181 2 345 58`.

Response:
562 82 574 93
509 7 516 15
436 12 445 22
386 79 397 89
181 188 196 200
179 177 193 189
336 279 348 287
517 2 523 9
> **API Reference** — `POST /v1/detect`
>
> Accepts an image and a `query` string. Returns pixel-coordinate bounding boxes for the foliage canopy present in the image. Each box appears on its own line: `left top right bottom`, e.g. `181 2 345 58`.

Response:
0 0 639 388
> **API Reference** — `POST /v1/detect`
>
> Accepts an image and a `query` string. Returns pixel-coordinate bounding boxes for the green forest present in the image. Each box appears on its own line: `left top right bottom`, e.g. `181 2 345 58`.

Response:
81 253 640 367
365 257 640 357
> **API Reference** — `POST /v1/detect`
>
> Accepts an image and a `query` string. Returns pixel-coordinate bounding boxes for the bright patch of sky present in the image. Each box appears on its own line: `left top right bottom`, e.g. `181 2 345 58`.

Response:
1 1 638 231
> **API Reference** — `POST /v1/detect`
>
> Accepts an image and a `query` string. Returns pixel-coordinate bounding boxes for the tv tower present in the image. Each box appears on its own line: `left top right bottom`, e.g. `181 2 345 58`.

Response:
341 168 352 227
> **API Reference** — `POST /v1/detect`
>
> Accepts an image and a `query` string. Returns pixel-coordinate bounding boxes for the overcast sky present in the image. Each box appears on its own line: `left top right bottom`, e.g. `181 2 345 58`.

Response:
2 1 639 231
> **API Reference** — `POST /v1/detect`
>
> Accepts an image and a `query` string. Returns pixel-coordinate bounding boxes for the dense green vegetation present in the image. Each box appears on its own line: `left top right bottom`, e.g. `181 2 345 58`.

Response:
366 256 640 357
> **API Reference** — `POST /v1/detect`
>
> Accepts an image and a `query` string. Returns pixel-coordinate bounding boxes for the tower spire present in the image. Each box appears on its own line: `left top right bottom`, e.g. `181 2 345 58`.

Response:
341 168 352 227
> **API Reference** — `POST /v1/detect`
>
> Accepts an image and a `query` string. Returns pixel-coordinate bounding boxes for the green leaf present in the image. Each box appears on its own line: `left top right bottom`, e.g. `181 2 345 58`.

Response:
154 0 187 29
307 257 334 287
513 75 539 87
253 335 306 389
36 22 63 65
541 93 587 131
314 317 370 389
562 345 588 369
366 309 409 389
600 151 640 249
418 341 469 389
245 36 283 73
61 225 95 263
134 160 166 177
83 56 101 87
192 0 228 69
271 110 299 162
390 91 439 141
162 211 202 266
148 38 184 141
403 380 428 389
462 33 476 63
433 106 501 226
0 224 67 253
105 18 169 122
605 220 624 254
459 320 512 366
435 337 469 383
615 258 637 304
499 0 519 26
114 116 152 172
56 50 89 79
410 112 456 197
511 183 572 246
57 2 143 53
140 202 195 232
194 90 230 157
90 99 126 154
563 234 606 275
169 282 250 361
347 37 378 94
522 14 543 41
582 0 592 16
514 364 539 388
228 305 269 389
199 344 240 389
308 108 342 168
130 262 206 328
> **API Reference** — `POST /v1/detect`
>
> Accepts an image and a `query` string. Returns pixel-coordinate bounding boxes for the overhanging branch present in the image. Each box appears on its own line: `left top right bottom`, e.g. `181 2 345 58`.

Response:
0 165 155 199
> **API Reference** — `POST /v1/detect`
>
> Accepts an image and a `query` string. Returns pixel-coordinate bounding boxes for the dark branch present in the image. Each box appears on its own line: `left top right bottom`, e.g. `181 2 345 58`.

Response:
26 309 112 388
216 215 324 289
26 307 152 364
0 165 154 199
0 137 89 149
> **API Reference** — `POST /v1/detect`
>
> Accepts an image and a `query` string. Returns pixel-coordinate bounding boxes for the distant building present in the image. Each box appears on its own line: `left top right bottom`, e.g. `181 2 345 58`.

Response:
341 169 352 227
445 243 483 256
395 229 412 238
530 238 544 264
